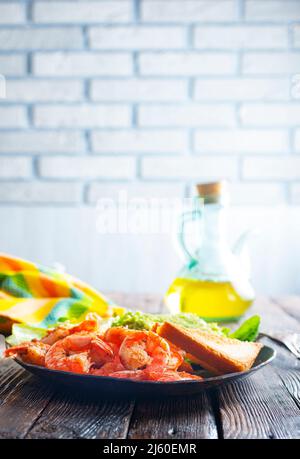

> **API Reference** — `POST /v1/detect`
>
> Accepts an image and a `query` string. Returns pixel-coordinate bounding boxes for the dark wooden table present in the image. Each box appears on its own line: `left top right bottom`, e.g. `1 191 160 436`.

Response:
0 294 299 439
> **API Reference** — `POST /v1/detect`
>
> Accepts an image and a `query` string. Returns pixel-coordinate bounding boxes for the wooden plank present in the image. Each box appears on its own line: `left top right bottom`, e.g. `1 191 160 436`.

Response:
26 293 149 439
217 297 300 439
126 294 219 439
127 393 218 439
252 296 300 407
0 359 54 438
217 366 300 439
1 293 154 439
107 292 162 313
273 295 300 322
26 390 135 439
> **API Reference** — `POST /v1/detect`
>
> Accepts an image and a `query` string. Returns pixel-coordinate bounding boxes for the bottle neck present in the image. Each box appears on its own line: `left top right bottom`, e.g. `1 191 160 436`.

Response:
201 203 227 250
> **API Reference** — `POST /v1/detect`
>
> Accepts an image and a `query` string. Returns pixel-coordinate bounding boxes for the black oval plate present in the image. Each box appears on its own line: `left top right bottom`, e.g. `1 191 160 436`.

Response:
14 345 276 398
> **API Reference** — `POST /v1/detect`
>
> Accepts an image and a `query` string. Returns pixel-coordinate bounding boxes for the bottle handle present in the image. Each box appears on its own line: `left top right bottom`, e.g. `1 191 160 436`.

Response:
178 201 202 267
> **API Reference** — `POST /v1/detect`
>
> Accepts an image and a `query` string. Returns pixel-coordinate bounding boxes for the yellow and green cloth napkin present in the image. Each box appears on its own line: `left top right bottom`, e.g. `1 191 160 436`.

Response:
0 253 124 335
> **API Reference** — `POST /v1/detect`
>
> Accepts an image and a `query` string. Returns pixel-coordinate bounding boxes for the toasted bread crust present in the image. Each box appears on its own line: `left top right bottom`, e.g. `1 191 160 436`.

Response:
157 322 263 375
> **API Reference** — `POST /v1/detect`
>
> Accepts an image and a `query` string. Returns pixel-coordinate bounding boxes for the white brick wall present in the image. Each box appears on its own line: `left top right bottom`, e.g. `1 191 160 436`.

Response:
240 104 300 126
139 52 237 75
138 104 236 127
0 131 85 153
194 78 290 101
194 129 289 154
90 79 187 102
141 1 238 22
91 130 187 154
1 0 300 295
6 79 83 102
34 104 131 128
194 26 288 50
0 106 28 127
89 26 186 50
0 3 25 24
245 1 300 21
33 52 133 76
0 28 83 50
142 156 238 179
0 0 299 209
39 156 136 179
33 1 132 24
243 53 300 75
0 55 26 76
0 157 31 179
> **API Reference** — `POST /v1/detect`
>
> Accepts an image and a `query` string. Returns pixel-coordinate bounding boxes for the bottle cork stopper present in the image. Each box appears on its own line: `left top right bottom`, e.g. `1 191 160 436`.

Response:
196 181 227 198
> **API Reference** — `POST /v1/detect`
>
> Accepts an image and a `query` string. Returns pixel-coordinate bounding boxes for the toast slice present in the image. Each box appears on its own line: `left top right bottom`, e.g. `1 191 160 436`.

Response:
157 322 263 375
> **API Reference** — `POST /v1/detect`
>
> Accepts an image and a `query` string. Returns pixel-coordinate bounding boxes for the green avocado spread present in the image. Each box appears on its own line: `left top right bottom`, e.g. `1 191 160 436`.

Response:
111 311 229 335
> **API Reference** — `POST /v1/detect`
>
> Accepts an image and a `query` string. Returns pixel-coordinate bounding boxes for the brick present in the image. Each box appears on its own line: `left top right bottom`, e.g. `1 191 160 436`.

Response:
139 52 236 76
0 182 82 204
0 106 27 127
243 53 300 75
0 3 25 24
0 131 85 154
33 52 132 76
89 26 185 50
194 78 290 101
290 183 300 204
0 28 83 50
39 156 136 179
240 103 300 126
141 1 237 22
33 1 132 23
6 79 83 102
88 183 185 204
34 104 131 128
142 156 238 179
0 55 26 76
245 1 300 21
0 157 31 179
90 78 187 102
243 157 300 180
0 74 5 98
138 104 235 127
293 25 300 47
194 26 287 49
229 182 285 205
91 129 187 154
194 129 288 154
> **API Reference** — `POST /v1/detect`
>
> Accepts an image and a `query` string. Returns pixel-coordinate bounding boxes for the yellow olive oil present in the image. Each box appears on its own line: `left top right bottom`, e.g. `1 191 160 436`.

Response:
164 277 253 321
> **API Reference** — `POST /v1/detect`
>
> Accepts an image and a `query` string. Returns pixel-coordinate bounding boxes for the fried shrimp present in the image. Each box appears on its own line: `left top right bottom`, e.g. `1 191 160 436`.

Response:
167 346 184 371
119 330 170 371
45 333 113 374
5 315 205 382
104 326 131 349
90 355 124 376
5 341 50 366
42 313 101 345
